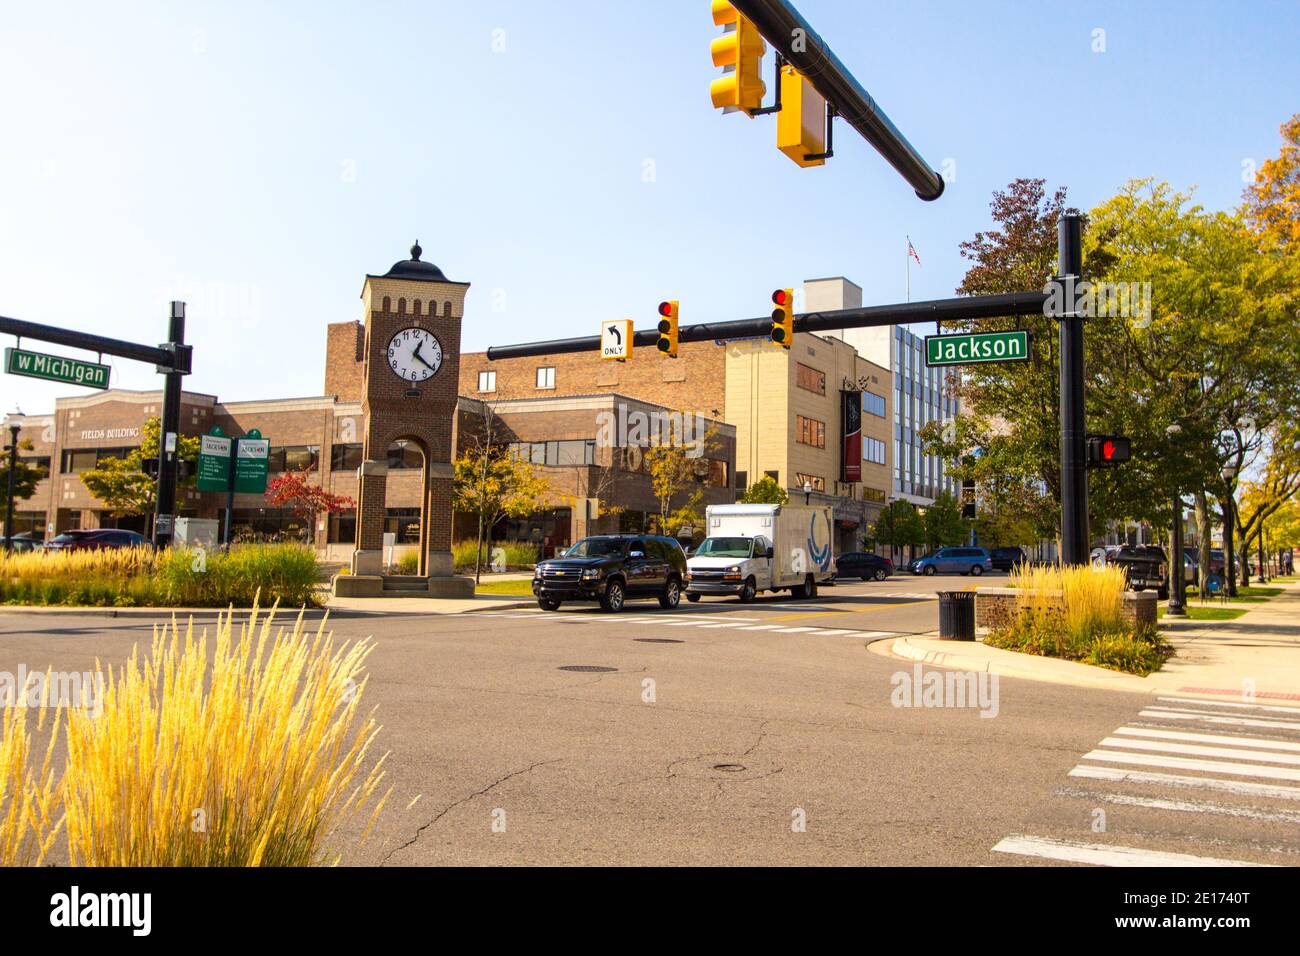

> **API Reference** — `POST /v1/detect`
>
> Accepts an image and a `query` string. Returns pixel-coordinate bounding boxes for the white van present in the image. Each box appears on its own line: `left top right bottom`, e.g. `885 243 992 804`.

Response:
685 503 835 602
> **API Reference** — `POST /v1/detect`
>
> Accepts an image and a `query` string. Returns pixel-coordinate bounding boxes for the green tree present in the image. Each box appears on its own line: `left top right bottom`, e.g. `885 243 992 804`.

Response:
738 475 788 504
923 492 967 550
452 446 549 579
80 418 199 526
0 438 46 505
874 500 924 564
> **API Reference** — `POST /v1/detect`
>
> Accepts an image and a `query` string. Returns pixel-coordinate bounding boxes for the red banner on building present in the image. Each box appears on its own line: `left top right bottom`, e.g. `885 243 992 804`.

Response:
841 390 861 483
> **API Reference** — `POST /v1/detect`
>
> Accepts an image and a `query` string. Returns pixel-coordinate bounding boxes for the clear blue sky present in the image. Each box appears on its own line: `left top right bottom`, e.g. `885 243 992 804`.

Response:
2 0 1297 413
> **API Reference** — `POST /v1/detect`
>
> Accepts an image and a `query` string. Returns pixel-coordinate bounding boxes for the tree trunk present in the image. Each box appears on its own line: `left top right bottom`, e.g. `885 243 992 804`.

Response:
1194 490 1211 594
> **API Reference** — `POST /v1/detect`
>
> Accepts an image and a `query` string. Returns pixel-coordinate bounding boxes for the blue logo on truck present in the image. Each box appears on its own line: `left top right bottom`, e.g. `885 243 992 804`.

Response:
808 512 831 571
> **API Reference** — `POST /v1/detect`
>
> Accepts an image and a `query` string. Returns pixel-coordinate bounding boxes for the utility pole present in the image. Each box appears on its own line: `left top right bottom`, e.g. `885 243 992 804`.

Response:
153 301 185 548
1168 495 1187 616
3 421 18 553
1056 214 1089 565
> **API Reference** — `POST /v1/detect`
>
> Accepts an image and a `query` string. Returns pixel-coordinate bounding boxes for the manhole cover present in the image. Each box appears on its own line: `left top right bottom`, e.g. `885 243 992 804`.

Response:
633 638 684 644
558 665 617 673
712 763 746 773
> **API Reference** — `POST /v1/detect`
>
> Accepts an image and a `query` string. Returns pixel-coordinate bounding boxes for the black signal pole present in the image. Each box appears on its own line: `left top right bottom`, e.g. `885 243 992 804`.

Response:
1057 214 1089 566
3 421 18 553
153 301 186 548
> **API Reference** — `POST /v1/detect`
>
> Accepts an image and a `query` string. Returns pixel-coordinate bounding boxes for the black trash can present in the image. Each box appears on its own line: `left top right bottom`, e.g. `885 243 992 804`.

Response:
937 590 976 641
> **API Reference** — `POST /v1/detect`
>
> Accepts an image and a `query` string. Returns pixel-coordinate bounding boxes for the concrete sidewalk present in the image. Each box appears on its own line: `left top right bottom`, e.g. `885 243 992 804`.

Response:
875 580 1300 704
0 592 533 620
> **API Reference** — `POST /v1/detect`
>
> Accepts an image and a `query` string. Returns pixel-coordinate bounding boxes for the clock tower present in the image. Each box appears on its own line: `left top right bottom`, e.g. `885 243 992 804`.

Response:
342 241 472 596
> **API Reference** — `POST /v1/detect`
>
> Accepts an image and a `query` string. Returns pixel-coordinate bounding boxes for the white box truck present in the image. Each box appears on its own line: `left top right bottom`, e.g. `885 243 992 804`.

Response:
685 503 835 603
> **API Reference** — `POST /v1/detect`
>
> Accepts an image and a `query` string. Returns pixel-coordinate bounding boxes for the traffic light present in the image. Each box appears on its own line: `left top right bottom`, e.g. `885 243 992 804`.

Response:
710 0 766 114
1087 434 1132 468
656 300 679 358
770 288 793 348
961 479 976 519
776 64 828 167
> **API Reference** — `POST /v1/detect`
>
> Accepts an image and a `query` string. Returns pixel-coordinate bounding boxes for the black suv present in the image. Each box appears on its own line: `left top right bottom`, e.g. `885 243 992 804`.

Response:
532 535 687 613
1092 545 1169 600
989 546 1028 572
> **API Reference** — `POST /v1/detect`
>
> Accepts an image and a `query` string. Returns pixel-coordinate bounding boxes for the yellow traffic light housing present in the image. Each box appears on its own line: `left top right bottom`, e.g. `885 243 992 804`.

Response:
776 65 828 168
657 300 679 358
710 0 766 114
770 288 793 348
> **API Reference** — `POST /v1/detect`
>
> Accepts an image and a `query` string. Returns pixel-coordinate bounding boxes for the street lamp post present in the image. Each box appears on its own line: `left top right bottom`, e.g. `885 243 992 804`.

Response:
1221 463 1238 598
803 480 812 506
3 421 18 554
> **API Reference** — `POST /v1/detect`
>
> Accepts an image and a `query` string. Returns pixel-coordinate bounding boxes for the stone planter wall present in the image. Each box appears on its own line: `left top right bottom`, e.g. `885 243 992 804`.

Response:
976 587 1156 631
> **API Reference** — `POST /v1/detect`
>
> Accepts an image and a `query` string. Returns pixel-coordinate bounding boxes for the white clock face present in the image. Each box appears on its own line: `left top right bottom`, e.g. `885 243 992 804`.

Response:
387 327 443 382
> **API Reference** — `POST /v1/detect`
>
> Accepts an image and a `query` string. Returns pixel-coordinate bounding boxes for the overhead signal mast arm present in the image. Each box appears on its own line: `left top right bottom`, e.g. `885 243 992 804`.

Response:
728 0 945 200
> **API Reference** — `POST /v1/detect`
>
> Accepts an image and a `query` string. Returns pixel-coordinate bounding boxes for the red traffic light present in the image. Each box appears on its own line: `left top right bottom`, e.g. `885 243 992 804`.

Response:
1087 434 1131 467
772 289 789 307
658 301 673 317
1102 439 1117 461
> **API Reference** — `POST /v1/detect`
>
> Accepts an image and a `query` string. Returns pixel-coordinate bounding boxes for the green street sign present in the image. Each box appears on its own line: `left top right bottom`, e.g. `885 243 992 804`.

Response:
924 330 1029 366
197 426 232 492
5 347 110 389
234 428 269 494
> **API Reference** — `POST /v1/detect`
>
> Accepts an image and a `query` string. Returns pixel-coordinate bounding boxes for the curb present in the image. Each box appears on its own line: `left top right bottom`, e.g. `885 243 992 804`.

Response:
0 599 537 620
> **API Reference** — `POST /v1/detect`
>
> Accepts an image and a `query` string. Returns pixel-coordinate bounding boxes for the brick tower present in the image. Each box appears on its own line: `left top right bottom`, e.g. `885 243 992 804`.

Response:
343 241 472 596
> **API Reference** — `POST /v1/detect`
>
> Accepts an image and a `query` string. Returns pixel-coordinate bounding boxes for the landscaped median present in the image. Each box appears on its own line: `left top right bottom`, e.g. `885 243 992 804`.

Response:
0 543 320 608
976 565 1169 676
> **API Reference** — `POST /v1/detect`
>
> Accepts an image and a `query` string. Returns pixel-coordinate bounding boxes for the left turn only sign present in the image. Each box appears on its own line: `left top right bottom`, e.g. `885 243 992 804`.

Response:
601 319 633 361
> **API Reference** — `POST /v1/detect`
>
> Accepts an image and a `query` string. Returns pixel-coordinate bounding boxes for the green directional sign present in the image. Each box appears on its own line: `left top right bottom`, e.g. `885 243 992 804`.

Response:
234 428 270 494
5 347 110 389
925 330 1029 367
197 426 233 492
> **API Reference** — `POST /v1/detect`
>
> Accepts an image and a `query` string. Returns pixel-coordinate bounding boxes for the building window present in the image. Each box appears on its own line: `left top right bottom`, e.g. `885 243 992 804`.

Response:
536 366 556 389
508 440 596 467
328 509 356 544
863 437 886 465
478 370 496 393
735 470 747 491
796 415 826 449
385 507 422 543
863 390 886 417
796 363 825 395
330 443 363 471
387 441 423 469
862 486 887 503
60 447 134 474
20 456 50 474
266 445 319 473
795 473 825 492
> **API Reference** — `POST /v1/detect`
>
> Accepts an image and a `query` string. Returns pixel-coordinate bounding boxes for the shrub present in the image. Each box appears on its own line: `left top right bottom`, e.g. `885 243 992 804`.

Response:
0 603 392 866
396 552 420 574
452 539 539 571
0 544 320 608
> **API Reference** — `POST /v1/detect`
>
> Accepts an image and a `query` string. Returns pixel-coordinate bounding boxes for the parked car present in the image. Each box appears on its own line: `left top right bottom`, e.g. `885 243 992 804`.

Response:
910 547 993 576
833 552 894 581
685 504 835 602
44 529 147 552
988 546 1028 573
532 534 686 612
0 532 45 553
1184 547 1225 579
1092 544 1169 600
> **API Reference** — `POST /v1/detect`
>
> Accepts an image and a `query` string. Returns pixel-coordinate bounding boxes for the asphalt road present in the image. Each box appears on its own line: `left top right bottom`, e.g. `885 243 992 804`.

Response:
2 571 1297 867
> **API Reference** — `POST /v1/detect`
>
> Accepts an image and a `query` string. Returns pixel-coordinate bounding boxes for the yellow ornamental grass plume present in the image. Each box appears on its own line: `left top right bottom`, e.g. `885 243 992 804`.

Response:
0 673 63 866
1008 563 1128 648
0 600 391 866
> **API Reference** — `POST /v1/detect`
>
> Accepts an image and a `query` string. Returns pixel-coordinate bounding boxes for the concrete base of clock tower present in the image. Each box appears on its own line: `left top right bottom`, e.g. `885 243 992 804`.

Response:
333 572 474 598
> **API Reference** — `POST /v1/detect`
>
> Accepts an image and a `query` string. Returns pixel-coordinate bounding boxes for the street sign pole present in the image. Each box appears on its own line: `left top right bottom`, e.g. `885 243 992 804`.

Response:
153 301 186 548
223 437 239 548
4 422 18 554
1057 215 1089 566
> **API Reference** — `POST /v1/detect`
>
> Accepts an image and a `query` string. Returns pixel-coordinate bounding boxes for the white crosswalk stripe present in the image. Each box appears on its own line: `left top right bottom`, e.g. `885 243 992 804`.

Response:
994 696 1300 866
474 610 892 640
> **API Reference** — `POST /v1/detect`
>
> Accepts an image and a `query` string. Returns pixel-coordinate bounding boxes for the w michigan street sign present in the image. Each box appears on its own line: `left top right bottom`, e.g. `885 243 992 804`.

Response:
5 346 110 389
924 330 1029 367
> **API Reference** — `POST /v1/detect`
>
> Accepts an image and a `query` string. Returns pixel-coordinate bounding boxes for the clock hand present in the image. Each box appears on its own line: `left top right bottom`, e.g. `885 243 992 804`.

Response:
412 345 437 371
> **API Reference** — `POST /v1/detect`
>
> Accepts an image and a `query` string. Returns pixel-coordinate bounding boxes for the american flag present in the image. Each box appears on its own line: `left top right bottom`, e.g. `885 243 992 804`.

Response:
907 237 922 267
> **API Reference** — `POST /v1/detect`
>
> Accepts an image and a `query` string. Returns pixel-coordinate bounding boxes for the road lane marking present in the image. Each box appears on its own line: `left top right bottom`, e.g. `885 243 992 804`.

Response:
1080 749 1300 782
1059 787 1300 824
1139 708 1300 731
992 835 1272 867
738 624 785 631
1114 726 1300 753
772 627 820 633
1157 696 1300 715
1098 736 1300 766
1068 764 1300 801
